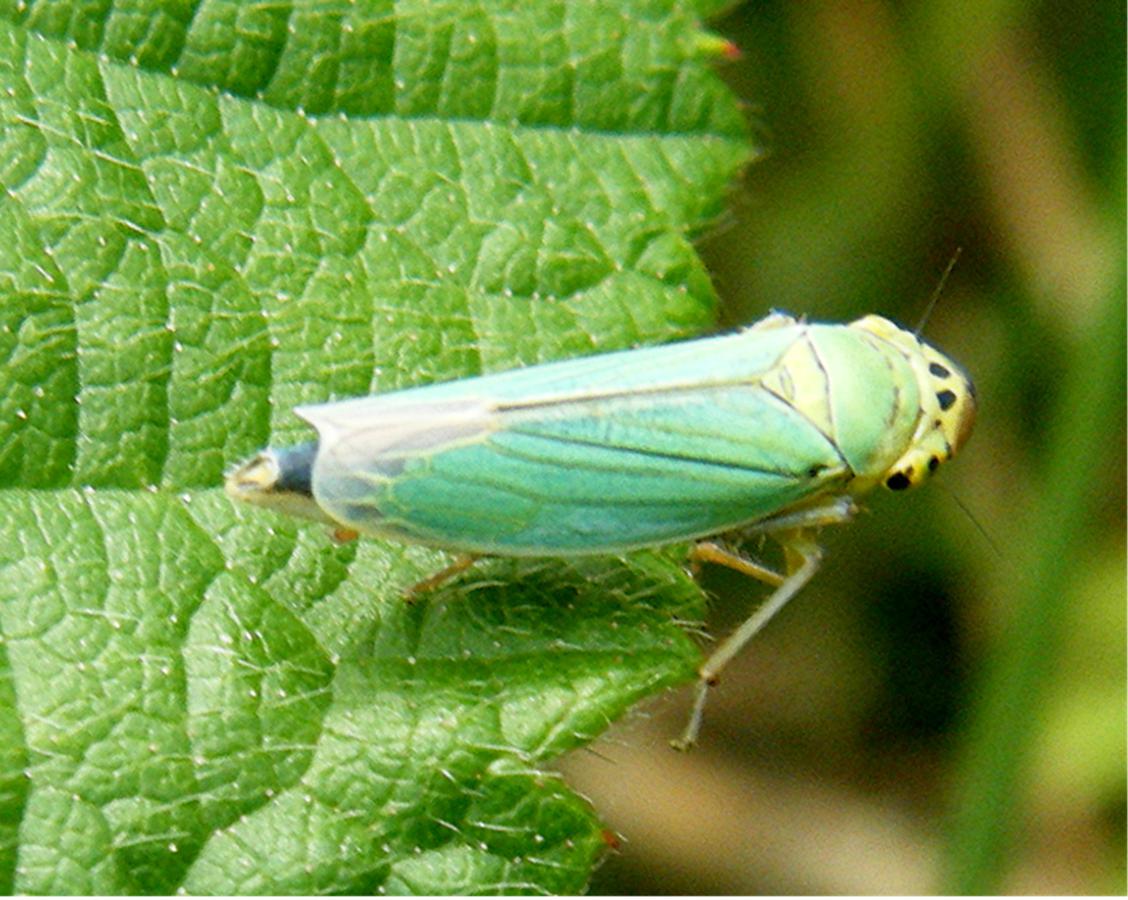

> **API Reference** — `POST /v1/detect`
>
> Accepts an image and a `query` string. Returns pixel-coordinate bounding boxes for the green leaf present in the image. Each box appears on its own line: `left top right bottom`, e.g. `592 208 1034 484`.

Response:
0 0 753 893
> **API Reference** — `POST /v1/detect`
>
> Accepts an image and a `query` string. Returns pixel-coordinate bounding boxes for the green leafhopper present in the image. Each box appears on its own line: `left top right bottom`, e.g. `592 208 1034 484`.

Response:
226 312 976 747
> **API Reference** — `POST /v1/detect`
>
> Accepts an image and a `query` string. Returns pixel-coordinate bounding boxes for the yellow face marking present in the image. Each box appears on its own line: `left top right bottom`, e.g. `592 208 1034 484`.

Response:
850 316 976 491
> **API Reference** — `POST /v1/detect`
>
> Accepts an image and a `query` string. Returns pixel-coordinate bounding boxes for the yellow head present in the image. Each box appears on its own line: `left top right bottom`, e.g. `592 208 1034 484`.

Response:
852 315 977 491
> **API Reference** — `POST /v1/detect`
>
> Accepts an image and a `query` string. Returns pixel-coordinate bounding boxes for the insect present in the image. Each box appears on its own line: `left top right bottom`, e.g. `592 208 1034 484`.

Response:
226 312 976 747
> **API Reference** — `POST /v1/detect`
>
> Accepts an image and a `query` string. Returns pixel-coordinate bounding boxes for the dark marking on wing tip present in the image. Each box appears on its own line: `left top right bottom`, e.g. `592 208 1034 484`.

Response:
275 442 319 497
886 471 912 491
806 463 825 478
929 362 951 379
928 455 940 472
937 389 957 411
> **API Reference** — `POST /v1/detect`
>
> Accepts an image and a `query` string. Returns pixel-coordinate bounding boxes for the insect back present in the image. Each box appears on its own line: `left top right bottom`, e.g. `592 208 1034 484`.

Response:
225 312 975 746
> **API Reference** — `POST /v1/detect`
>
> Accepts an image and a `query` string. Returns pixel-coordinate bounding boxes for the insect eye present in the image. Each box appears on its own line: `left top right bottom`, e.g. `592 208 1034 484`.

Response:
885 471 912 491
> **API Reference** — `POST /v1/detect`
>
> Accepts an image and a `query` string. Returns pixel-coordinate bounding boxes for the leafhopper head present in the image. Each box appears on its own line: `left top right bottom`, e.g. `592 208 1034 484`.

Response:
852 315 977 492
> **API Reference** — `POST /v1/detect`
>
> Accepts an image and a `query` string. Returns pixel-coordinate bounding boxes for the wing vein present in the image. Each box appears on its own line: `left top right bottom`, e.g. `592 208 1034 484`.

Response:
495 427 809 481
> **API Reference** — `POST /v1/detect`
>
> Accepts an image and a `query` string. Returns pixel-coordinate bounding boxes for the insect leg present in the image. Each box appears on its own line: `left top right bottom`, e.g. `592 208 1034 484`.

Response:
672 531 822 751
750 495 857 534
688 541 785 587
405 554 481 600
331 527 360 543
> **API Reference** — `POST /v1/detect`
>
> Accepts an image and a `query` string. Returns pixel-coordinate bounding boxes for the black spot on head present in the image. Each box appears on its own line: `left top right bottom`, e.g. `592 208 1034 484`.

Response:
937 389 957 411
886 471 912 491
929 362 951 379
928 456 940 472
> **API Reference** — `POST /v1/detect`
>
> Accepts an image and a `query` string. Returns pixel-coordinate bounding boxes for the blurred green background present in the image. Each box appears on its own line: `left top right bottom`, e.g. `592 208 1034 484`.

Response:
562 0 1126 894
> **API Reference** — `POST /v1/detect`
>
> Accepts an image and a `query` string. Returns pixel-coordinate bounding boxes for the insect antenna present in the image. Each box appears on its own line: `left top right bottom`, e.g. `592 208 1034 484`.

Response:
915 247 963 336
940 481 1005 562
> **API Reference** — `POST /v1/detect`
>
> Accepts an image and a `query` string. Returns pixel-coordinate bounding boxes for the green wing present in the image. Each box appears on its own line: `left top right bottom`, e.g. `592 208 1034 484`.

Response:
299 322 855 554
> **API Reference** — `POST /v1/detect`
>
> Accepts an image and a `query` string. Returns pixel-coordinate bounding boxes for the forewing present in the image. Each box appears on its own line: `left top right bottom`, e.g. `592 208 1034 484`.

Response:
297 327 850 554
